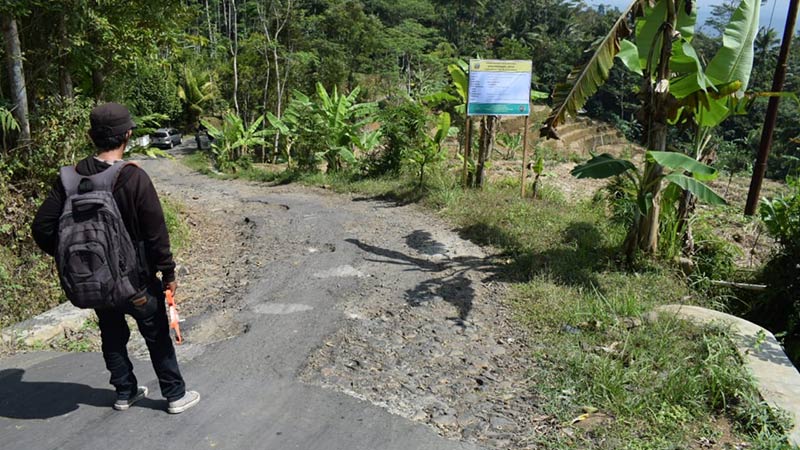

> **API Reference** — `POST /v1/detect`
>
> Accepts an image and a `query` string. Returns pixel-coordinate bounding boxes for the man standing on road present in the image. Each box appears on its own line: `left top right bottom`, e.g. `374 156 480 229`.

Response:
31 102 200 414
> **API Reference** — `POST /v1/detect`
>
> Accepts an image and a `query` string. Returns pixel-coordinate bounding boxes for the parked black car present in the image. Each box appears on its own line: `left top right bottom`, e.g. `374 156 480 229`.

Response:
150 128 182 149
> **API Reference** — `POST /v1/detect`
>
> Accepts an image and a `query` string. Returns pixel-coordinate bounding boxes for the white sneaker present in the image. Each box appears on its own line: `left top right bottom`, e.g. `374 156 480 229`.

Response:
113 386 148 411
167 390 200 414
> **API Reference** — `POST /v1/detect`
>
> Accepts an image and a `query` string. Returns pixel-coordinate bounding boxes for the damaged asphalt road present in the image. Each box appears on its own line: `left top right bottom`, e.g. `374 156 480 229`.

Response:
1 146 531 450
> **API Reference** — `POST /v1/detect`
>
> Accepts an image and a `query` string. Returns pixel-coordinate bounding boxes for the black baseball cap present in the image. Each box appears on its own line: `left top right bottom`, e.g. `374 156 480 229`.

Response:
89 102 136 138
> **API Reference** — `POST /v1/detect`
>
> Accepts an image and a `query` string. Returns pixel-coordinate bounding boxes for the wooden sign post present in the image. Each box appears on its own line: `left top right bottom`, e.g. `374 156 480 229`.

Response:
464 59 532 193
462 117 472 188
520 114 530 198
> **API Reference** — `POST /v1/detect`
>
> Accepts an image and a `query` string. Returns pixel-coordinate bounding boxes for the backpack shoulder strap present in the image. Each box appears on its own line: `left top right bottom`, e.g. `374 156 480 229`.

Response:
59 166 82 197
91 161 138 192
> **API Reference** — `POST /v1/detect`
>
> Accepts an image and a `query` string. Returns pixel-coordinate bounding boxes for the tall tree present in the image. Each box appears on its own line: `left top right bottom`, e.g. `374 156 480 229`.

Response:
1 14 30 143
58 14 74 99
257 0 294 160
228 0 241 115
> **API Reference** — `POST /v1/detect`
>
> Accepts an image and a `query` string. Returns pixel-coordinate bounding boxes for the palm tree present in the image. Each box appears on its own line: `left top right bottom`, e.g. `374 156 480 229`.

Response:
755 27 779 60
177 67 215 133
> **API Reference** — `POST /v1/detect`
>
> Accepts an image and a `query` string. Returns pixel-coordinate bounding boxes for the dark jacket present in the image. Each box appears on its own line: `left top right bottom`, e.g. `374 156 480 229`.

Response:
31 156 176 284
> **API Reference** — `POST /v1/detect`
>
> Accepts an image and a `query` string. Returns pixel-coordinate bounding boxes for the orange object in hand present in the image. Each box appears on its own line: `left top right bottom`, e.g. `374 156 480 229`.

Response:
165 289 183 345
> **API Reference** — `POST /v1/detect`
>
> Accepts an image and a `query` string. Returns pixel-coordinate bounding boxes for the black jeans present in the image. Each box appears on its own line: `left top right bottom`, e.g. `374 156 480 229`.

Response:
95 279 185 401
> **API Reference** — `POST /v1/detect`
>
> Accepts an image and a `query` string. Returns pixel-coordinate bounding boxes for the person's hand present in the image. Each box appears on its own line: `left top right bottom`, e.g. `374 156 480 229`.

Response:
165 280 178 295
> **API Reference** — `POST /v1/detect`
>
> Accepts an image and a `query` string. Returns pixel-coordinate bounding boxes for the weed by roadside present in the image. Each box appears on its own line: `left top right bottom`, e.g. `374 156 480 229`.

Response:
49 317 101 353
2 317 101 356
161 197 190 253
0 183 63 329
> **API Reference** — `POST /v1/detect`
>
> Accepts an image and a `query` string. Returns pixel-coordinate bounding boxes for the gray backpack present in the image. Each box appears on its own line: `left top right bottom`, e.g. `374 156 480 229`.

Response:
56 161 145 309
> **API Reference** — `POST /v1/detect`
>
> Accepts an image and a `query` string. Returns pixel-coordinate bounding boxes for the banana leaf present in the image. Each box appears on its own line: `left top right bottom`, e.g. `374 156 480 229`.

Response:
676 0 697 41
635 0 666 70
532 156 545 175
663 173 726 205
422 92 459 106
669 41 713 98
617 39 643 75
266 112 290 135
705 0 760 92
433 112 451 145
571 153 637 179
541 0 639 137
647 150 718 181
338 147 356 164
448 64 468 104
696 97 730 127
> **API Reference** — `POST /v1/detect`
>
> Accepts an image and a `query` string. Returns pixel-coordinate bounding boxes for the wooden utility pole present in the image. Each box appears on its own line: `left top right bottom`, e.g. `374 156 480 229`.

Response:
745 0 799 215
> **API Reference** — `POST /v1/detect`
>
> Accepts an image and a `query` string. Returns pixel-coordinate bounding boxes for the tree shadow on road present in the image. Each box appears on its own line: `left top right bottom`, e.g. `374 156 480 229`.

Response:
0 368 162 419
345 215 618 322
346 231 503 324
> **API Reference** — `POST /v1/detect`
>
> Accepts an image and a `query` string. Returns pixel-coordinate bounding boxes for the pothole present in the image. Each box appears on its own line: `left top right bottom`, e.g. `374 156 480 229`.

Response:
253 303 314 315
313 265 366 279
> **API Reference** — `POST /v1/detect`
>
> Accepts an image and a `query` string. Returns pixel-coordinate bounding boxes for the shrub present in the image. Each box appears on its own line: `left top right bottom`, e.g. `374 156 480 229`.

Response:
4 96 94 184
693 224 741 280
747 176 800 362
760 175 800 255
593 174 638 228
0 180 63 327
368 99 427 176
403 112 455 189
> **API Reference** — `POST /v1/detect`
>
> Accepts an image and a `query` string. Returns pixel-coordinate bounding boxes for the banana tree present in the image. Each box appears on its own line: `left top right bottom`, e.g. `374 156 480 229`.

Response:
422 61 469 114
308 83 380 173
530 156 545 200
573 151 725 258
201 112 269 172
541 0 760 259
497 132 523 159
266 109 300 168
423 60 470 163
405 112 458 189
268 91 316 170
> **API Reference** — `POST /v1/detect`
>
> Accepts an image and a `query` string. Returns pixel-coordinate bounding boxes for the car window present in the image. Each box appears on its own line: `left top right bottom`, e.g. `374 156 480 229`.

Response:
154 132 168 138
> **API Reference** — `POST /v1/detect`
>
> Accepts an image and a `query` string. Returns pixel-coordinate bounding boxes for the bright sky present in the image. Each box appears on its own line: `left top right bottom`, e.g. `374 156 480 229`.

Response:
585 0 795 35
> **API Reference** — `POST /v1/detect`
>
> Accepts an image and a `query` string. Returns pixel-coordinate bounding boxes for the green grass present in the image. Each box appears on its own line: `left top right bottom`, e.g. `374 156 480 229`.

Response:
0 245 63 329
434 181 791 448
161 197 190 252
182 152 217 176
181 157 793 448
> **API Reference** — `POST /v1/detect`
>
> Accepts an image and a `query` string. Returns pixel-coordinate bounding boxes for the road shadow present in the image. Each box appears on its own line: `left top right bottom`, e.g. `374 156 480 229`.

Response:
351 187 425 207
346 231 503 324
0 368 162 419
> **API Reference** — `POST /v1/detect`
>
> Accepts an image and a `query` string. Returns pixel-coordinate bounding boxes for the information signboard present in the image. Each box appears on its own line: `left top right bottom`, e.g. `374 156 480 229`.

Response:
467 59 532 116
